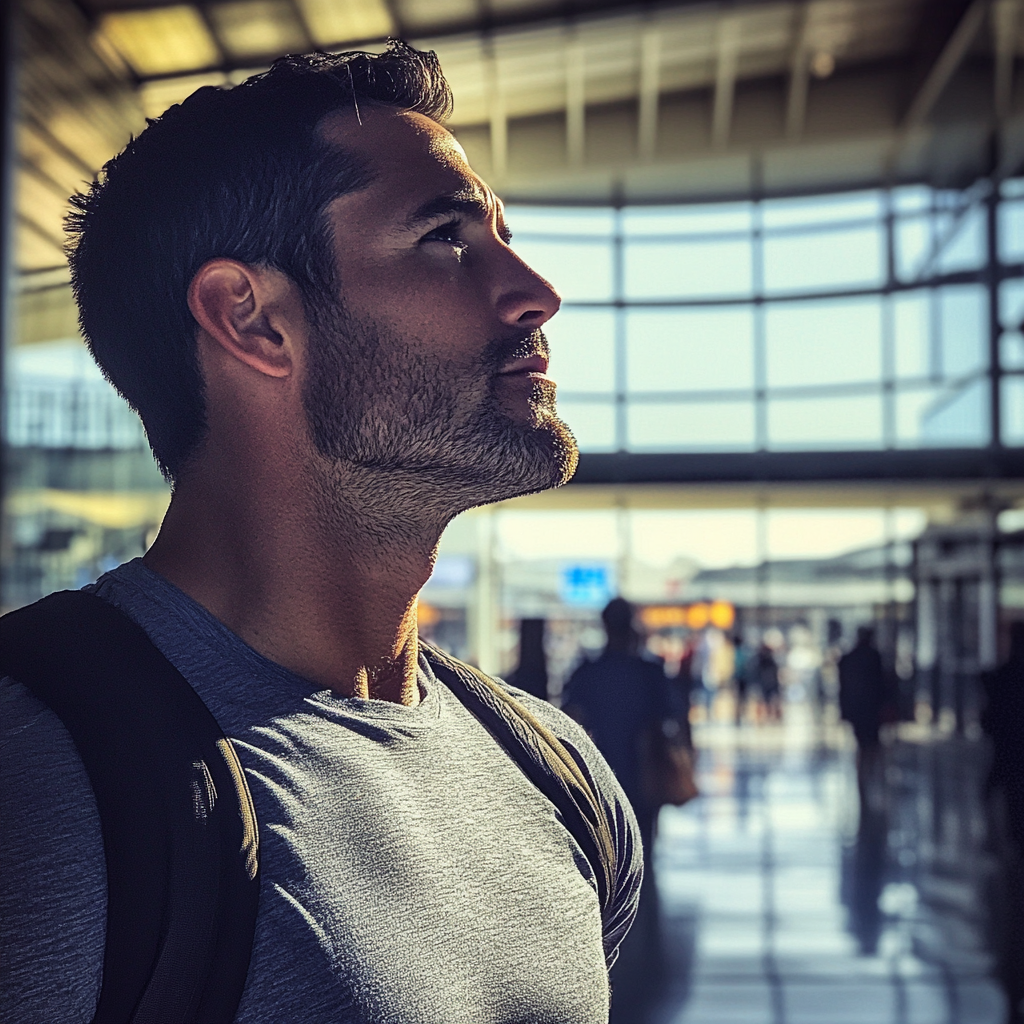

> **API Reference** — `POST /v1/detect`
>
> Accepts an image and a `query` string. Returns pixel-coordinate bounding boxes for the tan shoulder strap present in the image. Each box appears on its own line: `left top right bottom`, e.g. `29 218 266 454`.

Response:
422 642 618 922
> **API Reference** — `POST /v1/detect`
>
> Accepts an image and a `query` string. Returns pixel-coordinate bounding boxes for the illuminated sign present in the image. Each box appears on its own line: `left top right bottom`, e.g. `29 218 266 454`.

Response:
559 563 615 607
640 601 735 631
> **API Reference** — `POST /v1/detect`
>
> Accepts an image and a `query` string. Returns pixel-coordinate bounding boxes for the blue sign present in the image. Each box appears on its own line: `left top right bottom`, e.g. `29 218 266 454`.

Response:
559 563 615 608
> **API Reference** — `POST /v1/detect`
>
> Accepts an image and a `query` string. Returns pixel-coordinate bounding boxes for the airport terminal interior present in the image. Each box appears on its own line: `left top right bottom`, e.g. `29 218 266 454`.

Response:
5 0 1024 1019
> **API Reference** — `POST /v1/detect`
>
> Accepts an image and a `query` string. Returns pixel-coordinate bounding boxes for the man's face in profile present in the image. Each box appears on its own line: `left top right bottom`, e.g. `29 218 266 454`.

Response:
300 106 579 507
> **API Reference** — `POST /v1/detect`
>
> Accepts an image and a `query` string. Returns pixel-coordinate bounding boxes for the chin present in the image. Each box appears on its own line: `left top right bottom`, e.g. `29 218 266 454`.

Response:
539 414 580 488
482 412 580 504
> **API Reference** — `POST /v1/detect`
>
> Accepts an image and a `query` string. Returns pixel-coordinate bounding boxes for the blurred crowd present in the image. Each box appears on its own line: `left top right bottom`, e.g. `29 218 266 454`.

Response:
506 599 1024 1024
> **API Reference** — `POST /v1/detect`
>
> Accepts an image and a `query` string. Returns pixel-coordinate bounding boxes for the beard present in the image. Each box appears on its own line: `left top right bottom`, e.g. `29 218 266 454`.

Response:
301 302 579 512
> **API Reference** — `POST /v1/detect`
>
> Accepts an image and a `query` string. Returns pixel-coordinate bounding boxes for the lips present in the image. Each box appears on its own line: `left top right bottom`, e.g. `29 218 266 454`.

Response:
497 354 549 376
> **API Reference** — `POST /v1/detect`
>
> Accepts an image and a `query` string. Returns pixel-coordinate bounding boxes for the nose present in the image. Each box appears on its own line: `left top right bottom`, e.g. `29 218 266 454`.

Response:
493 249 561 330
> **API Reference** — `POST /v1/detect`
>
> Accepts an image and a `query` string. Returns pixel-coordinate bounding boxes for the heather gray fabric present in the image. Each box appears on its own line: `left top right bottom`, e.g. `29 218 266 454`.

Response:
0 559 641 1024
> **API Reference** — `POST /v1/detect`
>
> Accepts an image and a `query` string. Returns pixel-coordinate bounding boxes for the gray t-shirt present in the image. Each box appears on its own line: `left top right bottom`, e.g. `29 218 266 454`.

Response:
0 560 641 1024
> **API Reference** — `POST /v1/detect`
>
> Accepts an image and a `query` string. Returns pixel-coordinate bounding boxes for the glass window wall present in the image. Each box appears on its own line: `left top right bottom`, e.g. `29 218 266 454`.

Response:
508 179 1024 454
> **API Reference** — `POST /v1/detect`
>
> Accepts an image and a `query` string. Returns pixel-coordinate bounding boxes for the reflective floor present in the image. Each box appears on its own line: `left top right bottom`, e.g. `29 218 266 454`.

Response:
615 705 1009 1024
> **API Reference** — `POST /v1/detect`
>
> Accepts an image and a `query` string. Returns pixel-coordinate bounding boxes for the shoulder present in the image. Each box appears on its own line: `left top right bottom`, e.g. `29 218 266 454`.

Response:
497 678 605 763
491 678 644 957
0 677 105 1022
565 654 597 684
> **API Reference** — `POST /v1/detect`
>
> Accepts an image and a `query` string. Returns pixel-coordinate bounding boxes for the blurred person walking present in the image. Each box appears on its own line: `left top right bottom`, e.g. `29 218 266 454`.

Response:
838 627 887 804
564 598 673 854
732 634 751 725
675 635 697 724
756 642 783 722
508 617 549 702
981 622 1024 1023
563 598 676 1023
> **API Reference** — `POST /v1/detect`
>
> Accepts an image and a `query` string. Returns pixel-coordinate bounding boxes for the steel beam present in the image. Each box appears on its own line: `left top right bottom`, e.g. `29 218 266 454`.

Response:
902 0 990 132
993 0 1019 120
711 16 739 150
785 4 810 139
637 29 660 162
569 448 1024 486
0 0 15 530
565 38 585 167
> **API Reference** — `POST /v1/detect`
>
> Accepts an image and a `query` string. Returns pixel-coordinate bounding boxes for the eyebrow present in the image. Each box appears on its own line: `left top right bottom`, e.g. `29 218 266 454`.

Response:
404 190 513 243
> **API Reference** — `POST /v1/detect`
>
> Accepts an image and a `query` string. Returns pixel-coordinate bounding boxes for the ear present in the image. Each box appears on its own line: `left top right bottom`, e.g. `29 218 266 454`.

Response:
188 259 302 379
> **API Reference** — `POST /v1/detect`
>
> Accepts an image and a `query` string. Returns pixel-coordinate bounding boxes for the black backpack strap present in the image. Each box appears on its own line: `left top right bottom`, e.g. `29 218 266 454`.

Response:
422 642 619 925
0 590 260 1024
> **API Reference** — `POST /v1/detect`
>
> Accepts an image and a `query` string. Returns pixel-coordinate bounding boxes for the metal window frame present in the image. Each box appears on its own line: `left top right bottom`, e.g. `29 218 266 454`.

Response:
508 179 1024 483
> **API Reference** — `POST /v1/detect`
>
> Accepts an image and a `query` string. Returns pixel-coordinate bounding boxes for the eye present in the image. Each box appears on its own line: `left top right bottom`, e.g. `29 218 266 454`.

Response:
422 219 468 252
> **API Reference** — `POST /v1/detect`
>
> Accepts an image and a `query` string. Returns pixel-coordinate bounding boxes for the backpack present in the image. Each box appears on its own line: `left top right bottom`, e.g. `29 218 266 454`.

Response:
0 590 618 1024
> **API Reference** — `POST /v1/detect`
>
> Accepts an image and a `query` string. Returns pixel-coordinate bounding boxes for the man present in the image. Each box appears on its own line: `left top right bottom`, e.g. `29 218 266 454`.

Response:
563 599 674 1021
838 626 887 802
564 598 672 847
0 44 641 1023
981 622 1024 1020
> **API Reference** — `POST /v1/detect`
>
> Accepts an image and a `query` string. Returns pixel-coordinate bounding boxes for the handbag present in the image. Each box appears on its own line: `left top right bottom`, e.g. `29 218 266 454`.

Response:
641 722 699 807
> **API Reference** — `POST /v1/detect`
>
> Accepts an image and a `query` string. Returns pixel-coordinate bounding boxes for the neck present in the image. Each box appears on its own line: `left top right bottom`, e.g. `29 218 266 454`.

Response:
605 634 634 654
144 448 453 706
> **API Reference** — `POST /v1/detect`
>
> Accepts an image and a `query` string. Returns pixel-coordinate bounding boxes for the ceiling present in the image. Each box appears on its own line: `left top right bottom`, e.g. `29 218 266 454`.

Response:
13 0 1024 290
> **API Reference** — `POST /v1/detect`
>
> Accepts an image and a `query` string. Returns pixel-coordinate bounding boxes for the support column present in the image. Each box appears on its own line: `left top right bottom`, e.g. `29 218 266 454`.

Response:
0 0 16 532
711 17 739 150
637 30 660 162
937 578 956 728
468 509 500 675
566 39 585 167
979 510 1000 671
917 576 938 719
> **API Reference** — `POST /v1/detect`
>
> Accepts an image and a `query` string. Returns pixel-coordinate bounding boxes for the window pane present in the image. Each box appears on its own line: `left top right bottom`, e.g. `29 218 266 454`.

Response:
936 206 986 273
1002 376 1024 444
766 297 882 387
767 394 883 448
504 205 615 237
557 400 617 451
938 285 987 377
766 510 897 560
624 238 752 299
763 225 884 294
622 202 752 236
762 190 883 228
630 510 760 569
893 291 931 379
510 238 613 302
895 216 930 281
626 308 754 392
545 309 615 393
893 186 931 213
999 200 1024 262
896 380 989 447
627 400 755 450
1000 278 1024 329
6 339 147 449
1002 330 1024 371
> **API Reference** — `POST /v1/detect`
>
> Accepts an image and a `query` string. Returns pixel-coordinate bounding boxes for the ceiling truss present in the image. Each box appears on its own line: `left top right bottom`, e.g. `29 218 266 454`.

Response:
14 0 1024 285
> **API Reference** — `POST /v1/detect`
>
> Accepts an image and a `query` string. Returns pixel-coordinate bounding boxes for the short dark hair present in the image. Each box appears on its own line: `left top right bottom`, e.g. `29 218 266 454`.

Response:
66 42 452 481
601 597 634 637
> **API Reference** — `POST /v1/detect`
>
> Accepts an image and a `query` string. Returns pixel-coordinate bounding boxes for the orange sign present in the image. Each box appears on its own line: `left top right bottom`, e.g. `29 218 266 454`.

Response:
709 600 736 629
685 603 710 629
640 605 688 629
640 601 735 632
